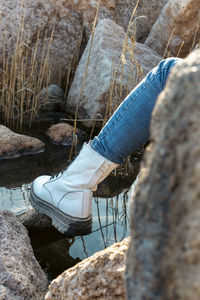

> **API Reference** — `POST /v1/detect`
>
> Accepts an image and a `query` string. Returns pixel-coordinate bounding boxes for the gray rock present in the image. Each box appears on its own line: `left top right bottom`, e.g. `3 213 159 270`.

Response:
38 85 65 112
0 210 48 299
36 85 66 121
0 125 44 160
116 0 168 42
125 49 200 299
0 0 82 84
64 1 168 44
145 0 200 57
67 19 161 128
45 238 130 300
65 0 116 41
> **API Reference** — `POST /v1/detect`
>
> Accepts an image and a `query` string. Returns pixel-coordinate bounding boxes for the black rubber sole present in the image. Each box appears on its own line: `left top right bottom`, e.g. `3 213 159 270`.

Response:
30 185 92 236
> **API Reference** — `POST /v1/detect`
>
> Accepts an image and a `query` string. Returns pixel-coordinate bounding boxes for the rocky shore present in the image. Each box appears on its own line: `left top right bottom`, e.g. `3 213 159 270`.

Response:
0 0 199 299
0 0 199 158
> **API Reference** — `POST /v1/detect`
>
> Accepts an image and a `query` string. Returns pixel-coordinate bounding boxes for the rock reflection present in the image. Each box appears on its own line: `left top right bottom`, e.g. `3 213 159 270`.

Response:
30 228 80 281
29 189 132 281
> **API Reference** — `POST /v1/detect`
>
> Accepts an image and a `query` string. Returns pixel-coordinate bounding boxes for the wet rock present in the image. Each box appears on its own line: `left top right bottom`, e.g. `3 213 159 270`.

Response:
126 50 200 299
0 125 44 160
18 208 52 231
0 0 82 84
145 0 200 57
38 85 65 112
36 85 66 122
0 210 48 299
67 19 161 128
46 123 86 145
45 237 130 300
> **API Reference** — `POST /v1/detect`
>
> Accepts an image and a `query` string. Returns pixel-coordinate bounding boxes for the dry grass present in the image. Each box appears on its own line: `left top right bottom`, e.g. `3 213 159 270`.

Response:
63 0 143 133
1 0 197 133
0 12 52 128
0 7 79 129
0 0 143 133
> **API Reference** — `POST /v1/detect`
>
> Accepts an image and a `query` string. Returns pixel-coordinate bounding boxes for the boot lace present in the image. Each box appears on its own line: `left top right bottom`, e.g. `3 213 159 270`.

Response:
49 158 75 180
50 170 65 180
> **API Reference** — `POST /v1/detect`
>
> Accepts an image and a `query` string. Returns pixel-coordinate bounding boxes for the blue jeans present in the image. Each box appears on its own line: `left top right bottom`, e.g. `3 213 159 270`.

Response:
91 58 182 164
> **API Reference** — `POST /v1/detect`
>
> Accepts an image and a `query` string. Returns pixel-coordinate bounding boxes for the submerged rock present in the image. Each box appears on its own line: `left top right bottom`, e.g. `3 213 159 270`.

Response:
0 125 44 160
46 238 130 300
67 19 161 128
0 210 48 299
145 0 200 57
126 50 200 299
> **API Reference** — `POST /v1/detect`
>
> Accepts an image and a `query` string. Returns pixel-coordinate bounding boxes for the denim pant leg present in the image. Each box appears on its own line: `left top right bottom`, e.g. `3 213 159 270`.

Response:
91 58 182 164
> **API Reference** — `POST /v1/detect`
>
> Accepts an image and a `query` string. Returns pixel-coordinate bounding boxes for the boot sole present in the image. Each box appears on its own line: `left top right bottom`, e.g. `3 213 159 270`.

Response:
30 185 92 236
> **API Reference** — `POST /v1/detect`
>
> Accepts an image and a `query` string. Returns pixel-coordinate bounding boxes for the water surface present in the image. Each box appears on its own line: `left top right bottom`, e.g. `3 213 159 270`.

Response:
0 138 139 280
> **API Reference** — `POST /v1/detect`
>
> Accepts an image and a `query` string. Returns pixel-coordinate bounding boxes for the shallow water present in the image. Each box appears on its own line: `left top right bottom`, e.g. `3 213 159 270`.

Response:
0 137 139 280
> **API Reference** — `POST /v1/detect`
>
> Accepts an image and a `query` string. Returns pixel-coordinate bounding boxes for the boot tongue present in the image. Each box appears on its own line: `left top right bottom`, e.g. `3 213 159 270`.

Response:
49 159 72 180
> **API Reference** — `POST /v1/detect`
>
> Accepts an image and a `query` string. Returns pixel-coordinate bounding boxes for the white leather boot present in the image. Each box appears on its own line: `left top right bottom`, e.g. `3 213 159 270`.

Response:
30 143 118 235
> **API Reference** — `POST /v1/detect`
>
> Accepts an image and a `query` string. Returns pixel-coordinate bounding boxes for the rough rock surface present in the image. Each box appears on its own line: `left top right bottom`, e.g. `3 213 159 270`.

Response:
67 19 161 128
0 210 48 299
0 125 44 159
18 209 52 231
126 50 200 299
0 0 168 87
145 0 200 57
46 123 86 145
116 0 168 42
38 85 65 112
66 0 168 43
0 0 82 84
65 0 115 40
45 238 130 300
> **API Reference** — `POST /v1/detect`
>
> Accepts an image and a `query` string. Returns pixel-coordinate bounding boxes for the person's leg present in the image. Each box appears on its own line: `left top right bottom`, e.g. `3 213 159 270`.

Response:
30 57 182 235
91 57 182 164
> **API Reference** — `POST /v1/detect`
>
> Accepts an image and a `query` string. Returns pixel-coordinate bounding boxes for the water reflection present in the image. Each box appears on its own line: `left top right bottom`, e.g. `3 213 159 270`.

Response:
0 185 31 214
30 191 131 281
0 140 140 280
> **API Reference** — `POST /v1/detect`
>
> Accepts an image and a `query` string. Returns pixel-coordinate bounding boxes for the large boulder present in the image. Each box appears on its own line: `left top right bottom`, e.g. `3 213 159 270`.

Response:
0 0 82 84
67 19 161 128
125 50 200 299
66 0 168 43
45 238 130 300
145 0 200 57
116 0 168 42
0 210 48 299
0 125 44 160
66 0 115 41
